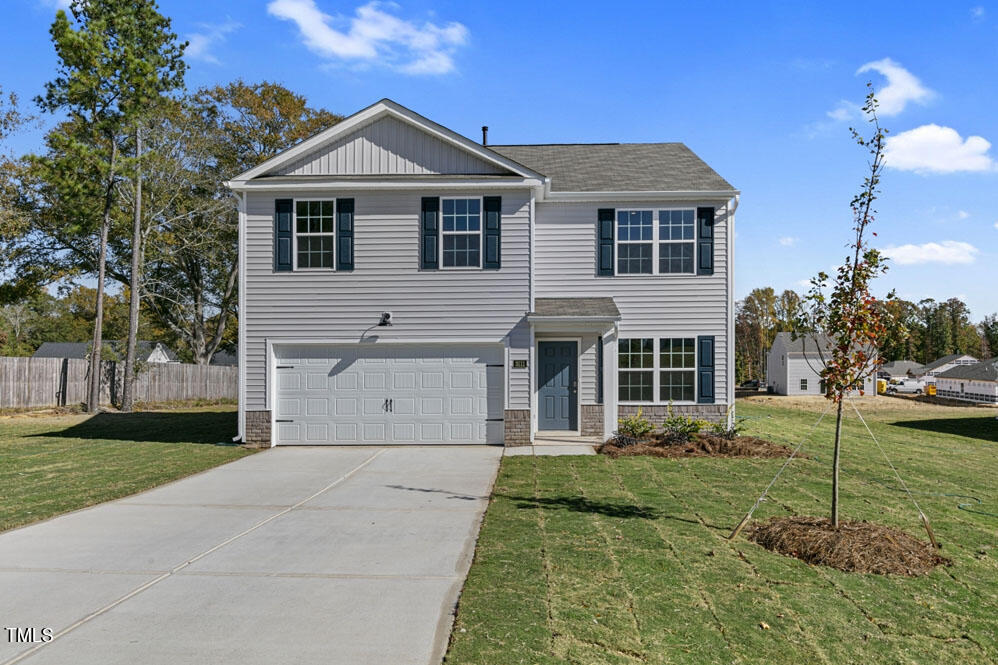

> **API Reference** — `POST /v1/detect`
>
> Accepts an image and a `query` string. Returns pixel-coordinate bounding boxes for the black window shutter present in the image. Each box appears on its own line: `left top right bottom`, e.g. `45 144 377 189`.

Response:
597 208 615 276
697 335 716 404
336 198 354 271
421 197 439 270
274 198 293 271
697 207 714 276
483 196 501 269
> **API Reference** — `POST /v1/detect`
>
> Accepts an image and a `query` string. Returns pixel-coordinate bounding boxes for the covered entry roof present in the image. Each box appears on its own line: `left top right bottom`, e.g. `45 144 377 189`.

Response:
527 298 621 327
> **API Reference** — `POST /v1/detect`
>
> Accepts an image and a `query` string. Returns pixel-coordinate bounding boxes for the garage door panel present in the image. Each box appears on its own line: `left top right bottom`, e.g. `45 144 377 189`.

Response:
274 344 503 445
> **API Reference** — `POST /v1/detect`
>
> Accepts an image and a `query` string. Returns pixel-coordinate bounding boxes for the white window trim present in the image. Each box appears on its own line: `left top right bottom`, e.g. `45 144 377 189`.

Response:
440 196 484 270
613 208 697 276
617 336 699 405
292 197 336 271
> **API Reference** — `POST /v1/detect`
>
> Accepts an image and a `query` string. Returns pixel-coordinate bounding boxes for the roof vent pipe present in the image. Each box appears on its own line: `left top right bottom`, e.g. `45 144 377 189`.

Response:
481 126 488 145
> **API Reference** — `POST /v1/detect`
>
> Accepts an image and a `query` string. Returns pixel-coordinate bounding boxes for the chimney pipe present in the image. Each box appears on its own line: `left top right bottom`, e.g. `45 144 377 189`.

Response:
481 126 489 146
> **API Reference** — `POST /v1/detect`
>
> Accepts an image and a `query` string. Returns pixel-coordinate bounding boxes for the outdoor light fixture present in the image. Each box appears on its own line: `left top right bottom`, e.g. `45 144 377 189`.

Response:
378 311 393 326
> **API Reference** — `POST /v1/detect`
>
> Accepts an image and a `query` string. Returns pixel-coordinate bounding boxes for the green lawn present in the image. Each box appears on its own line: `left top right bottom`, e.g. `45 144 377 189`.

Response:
0 406 255 532
446 398 998 664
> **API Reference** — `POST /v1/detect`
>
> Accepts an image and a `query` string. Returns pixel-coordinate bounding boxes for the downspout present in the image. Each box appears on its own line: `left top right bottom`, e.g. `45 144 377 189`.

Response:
233 191 247 443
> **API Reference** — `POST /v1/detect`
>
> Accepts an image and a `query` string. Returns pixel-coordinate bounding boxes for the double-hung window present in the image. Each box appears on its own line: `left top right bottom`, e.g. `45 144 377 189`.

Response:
614 209 695 275
441 198 481 268
295 200 335 269
618 338 654 401
659 338 695 401
658 210 695 274
616 211 653 274
619 337 696 402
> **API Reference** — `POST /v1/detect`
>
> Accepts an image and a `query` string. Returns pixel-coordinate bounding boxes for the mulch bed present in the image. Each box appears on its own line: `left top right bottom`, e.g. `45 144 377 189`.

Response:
747 516 950 576
597 433 795 459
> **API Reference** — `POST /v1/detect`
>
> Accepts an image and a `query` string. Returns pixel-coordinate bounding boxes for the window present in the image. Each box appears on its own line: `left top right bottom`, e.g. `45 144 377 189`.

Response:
619 337 698 402
617 211 653 274
660 338 695 401
295 200 335 269
618 338 654 401
658 210 695 273
442 198 481 268
800 378 808 391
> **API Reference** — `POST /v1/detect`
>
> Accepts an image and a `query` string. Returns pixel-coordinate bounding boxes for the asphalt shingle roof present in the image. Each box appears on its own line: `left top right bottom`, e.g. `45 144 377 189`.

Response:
880 360 924 375
489 143 735 193
935 358 998 382
529 297 621 319
920 354 977 373
32 341 178 361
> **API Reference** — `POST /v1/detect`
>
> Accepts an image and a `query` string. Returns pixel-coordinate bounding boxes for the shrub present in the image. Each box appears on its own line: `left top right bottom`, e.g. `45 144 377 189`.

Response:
617 409 654 440
661 403 709 442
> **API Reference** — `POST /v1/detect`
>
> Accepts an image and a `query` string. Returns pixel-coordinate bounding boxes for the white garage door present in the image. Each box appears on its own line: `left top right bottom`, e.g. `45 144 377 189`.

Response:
273 344 504 445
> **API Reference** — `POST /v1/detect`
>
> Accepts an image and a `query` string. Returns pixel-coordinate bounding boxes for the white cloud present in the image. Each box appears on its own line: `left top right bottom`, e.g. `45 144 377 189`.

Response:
186 21 240 65
971 6 986 21
826 102 859 122
885 124 996 173
994 222 998 231
957 210 970 219
39 0 71 10
267 0 469 75
778 236 798 246
882 240 979 265
856 58 934 116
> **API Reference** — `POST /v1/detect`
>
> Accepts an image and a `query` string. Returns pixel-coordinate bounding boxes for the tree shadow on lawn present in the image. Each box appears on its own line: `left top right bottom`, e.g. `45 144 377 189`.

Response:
31 410 237 444
891 416 997 443
498 493 661 519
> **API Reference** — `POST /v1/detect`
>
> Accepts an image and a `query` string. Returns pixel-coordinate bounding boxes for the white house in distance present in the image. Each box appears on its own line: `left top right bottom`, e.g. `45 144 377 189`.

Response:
765 332 877 396
225 99 738 447
935 357 998 404
916 353 978 383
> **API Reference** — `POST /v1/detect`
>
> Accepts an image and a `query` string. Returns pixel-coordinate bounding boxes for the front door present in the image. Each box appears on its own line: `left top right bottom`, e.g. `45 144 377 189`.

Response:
538 341 578 430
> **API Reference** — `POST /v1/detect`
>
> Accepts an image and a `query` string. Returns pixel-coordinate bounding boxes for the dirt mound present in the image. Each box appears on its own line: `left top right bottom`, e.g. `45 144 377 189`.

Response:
747 516 949 576
598 434 795 459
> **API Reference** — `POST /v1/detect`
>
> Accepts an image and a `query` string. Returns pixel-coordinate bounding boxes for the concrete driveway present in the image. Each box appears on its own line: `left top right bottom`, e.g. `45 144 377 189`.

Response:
0 446 501 665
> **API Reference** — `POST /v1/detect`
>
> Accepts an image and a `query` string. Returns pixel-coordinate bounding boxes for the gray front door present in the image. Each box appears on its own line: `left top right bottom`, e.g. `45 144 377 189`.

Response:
538 341 577 430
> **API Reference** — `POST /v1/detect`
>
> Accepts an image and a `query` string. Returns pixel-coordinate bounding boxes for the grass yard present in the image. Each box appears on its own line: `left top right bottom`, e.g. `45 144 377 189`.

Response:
446 397 998 665
0 406 254 532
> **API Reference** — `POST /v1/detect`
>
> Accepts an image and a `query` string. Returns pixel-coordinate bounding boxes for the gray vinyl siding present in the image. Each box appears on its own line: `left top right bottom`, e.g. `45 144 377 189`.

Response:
276 115 507 177
243 189 532 411
534 200 731 404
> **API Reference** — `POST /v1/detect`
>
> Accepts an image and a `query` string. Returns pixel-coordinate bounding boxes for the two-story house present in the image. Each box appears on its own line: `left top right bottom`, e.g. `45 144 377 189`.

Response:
226 99 738 447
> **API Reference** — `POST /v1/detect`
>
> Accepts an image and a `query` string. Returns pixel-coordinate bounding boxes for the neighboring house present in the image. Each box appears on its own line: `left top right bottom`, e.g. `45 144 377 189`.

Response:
210 350 238 366
765 332 877 396
935 357 998 404
879 360 924 379
916 354 978 383
225 99 738 447
32 341 179 364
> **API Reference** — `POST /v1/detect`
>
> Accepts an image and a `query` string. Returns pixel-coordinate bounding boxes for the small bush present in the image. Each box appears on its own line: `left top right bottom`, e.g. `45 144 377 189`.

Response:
617 409 654 440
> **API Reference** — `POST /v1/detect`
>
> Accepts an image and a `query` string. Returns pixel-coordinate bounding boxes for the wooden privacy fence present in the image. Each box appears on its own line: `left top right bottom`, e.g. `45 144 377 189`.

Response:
0 356 237 409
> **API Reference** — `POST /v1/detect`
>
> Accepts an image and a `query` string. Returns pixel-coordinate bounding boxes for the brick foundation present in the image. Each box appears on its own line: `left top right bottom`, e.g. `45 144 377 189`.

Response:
504 409 531 447
245 410 272 447
581 404 604 437
617 404 728 428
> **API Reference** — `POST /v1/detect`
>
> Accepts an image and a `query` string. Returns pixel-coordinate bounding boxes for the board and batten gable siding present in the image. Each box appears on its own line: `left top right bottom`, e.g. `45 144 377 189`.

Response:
533 200 731 403
275 115 508 177
243 189 532 412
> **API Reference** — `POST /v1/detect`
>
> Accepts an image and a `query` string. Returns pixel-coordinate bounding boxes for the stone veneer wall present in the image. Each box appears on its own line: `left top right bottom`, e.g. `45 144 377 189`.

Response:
245 410 272 447
504 409 531 446
581 404 604 437
617 404 728 426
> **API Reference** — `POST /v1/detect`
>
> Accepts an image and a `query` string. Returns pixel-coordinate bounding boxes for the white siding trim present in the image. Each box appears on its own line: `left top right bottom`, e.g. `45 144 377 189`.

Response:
237 192 247 443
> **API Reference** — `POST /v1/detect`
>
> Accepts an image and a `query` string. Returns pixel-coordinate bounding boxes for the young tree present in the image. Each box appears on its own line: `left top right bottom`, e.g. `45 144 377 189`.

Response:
795 85 899 528
35 0 185 412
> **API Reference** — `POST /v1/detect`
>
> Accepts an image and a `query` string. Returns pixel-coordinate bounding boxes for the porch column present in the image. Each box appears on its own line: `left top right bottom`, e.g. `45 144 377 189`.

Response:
602 328 618 441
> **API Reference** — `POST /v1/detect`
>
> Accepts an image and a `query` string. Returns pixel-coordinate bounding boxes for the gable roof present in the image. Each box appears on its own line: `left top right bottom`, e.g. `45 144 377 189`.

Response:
490 143 735 193
773 332 833 356
880 360 924 375
229 99 544 184
32 341 178 361
936 358 998 382
920 354 977 373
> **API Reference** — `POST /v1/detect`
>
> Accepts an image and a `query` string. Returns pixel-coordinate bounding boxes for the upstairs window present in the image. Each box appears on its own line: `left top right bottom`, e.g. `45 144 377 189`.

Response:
295 200 335 269
442 198 481 268
617 210 653 274
658 210 695 274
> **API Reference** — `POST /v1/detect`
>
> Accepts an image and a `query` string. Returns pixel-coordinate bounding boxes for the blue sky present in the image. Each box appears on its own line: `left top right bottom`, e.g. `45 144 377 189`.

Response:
5 0 998 318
